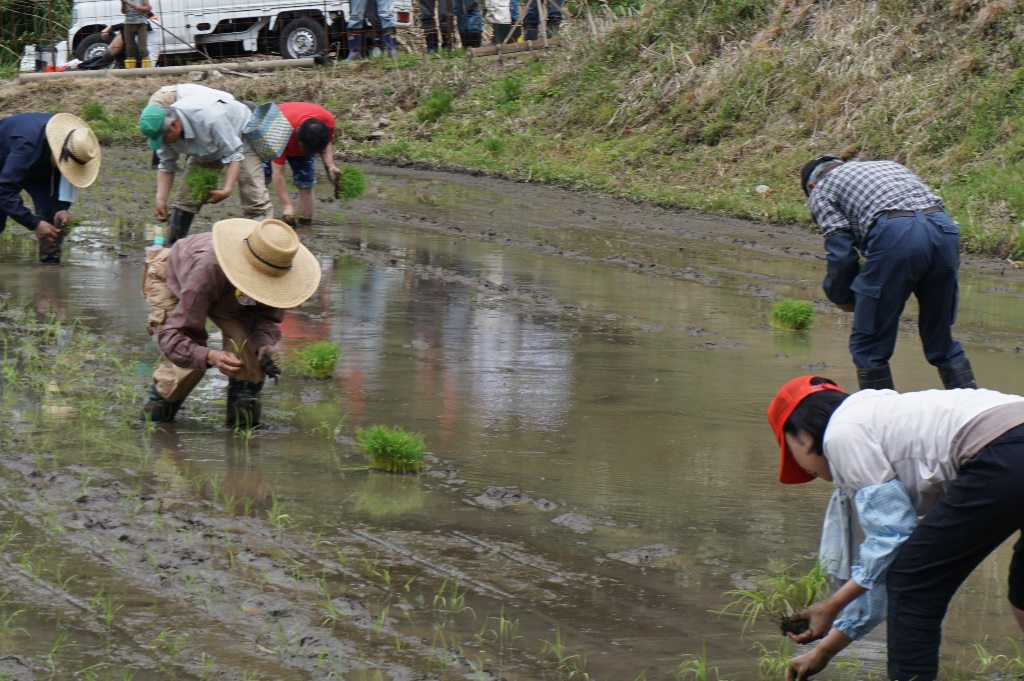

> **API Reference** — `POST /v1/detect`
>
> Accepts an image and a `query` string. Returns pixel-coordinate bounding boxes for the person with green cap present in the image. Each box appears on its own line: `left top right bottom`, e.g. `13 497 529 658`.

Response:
139 84 273 244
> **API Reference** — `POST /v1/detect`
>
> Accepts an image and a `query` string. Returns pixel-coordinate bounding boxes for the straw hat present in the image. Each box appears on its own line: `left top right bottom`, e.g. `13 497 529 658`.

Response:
45 113 101 188
212 218 321 309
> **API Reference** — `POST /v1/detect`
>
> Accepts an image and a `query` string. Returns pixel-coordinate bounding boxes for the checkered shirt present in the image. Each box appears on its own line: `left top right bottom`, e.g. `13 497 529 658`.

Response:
808 161 943 245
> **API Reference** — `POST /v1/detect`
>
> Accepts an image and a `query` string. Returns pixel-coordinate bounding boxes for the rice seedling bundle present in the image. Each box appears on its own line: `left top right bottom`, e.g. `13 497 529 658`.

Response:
184 167 221 206
356 425 425 474
771 299 815 330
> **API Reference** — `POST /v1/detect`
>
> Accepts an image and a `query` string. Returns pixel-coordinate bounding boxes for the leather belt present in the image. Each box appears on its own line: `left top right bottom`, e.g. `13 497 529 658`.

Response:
885 205 941 219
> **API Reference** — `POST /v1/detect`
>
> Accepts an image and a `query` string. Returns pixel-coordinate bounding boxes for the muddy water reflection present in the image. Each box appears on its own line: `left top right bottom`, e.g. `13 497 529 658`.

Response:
1 164 1023 678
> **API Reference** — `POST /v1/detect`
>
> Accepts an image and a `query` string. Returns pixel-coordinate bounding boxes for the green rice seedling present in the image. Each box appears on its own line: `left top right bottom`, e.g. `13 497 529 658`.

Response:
288 341 340 379
266 491 293 532
770 298 815 331
184 167 221 206
415 88 454 123
336 165 367 203
715 561 829 633
356 425 426 473
676 644 719 681
753 639 792 679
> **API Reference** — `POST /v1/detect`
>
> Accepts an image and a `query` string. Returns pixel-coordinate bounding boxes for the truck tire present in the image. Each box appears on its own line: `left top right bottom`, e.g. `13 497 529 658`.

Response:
75 33 111 62
279 18 326 59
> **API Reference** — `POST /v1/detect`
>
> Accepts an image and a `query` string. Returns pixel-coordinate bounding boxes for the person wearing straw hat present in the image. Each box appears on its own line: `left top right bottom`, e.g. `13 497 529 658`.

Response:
141 218 321 427
138 86 273 245
767 375 1024 681
0 113 101 264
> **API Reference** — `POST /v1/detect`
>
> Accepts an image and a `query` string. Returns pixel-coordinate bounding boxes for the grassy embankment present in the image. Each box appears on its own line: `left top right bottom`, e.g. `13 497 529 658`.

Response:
6 0 1024 256
361 0 1024 258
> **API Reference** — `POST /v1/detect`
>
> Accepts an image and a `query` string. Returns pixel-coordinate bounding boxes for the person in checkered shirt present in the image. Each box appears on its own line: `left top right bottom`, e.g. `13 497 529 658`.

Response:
801 156 977 392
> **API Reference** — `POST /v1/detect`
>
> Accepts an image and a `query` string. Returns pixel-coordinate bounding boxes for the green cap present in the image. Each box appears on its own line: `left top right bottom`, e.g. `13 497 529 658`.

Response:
139 104 166 151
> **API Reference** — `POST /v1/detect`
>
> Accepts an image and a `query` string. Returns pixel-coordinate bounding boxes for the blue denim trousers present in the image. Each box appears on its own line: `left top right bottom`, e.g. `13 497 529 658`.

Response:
420 0 483 34
847 210 965 369
349 0 396 29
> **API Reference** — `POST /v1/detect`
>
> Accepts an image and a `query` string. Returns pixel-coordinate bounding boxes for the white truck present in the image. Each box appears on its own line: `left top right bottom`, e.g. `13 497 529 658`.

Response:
69 0 413 63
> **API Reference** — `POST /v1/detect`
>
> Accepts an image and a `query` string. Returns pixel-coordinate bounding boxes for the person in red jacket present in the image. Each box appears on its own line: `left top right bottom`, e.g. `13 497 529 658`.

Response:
263 102 338 227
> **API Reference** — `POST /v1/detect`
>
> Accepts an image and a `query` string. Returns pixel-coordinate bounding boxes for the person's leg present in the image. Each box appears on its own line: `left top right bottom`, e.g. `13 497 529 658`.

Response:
914 211 973 387
1010 534 1024 632
144 271 205 421
886 425 1024 680
375 0 399 56
347 0 368 59
236 150 275 221
524 0 540 40
123 24 138 67
421 0 440 52
848 215 929 376
288 154 317 223
210 313 266 427
136 24 150 66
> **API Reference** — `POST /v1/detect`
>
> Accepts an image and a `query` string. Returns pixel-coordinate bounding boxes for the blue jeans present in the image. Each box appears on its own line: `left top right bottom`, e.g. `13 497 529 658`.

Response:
263 154 317 189
847 210 964 369
349 0 396 29
524 0 562 29
420 0 484 35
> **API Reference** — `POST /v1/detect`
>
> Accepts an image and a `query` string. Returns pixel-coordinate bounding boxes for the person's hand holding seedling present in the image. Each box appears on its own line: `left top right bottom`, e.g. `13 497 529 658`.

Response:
207 187 232 204
207 348 243 376
257 345 281 382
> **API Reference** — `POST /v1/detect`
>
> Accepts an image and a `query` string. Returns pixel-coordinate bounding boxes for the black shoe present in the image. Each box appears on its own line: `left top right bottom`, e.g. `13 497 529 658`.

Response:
937 358 978 389
856 365 895 391
227 379 263 428
142 384 182 423
166 209 195 245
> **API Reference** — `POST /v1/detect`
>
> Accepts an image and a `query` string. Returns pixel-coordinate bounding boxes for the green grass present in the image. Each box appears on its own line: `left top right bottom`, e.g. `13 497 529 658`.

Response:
770 299 815 331
415 88 454 123
184 167 221 206
355 425 426 474
287 341 340 380
336 166 367 203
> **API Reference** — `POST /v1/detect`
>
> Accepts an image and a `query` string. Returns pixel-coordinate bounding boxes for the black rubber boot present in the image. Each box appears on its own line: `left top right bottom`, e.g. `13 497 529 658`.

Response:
524 23 539 41
166 209 195 245
464 31 482 48
226 379 263 428
425 32 439 54
937 358 978 389
38 241 62 264
491 24 511 45
142 383 183 423
856 364 895 391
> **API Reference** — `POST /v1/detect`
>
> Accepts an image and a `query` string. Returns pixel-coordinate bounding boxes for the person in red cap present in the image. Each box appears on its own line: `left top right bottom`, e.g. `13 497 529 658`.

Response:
767 375 1024 681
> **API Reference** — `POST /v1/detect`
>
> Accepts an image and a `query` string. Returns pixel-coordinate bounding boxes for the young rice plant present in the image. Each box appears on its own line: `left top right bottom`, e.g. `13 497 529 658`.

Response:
288 341 340 380
770 299 815 331
184 167 221 206
356 425 426 474
715 561 830 633
336 166 367 203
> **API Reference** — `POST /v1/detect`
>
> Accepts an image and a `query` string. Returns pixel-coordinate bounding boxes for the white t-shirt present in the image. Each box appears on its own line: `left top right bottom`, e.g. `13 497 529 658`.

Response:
824 388 1024 514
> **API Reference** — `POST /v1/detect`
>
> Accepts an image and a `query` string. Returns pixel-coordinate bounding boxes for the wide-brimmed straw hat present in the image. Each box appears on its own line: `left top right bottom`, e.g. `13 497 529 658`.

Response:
212 218 321 309
45 113 101 188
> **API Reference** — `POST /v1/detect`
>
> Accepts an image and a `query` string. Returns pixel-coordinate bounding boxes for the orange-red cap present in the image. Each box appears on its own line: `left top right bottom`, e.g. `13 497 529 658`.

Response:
767 376 844 484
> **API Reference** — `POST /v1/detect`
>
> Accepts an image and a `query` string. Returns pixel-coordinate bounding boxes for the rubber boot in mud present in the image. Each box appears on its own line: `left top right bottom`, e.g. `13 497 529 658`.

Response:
38 241 62 265
856 364 894 391
142 383 182 423
937 358 978 389
227 379 264 429
166 209 195 246
346 32 362 60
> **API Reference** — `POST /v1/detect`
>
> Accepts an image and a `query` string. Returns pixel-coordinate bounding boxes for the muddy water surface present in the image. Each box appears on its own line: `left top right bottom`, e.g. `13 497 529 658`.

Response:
1 150 1024 679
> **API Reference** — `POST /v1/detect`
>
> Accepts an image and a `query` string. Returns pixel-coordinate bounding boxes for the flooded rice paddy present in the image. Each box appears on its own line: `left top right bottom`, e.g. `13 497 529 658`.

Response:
1 149 1024 679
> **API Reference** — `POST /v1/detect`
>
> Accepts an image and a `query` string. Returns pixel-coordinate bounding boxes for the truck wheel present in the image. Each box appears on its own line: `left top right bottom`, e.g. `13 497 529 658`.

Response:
75 33 111 62
279 18 326 59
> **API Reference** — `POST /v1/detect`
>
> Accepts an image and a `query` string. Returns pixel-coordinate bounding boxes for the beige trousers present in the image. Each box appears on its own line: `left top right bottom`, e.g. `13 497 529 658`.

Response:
123 23 149 60
143 248 265 402
170 151 274 219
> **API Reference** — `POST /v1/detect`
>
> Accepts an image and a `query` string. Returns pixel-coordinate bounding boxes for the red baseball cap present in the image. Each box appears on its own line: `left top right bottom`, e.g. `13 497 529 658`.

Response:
767 376 845 484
